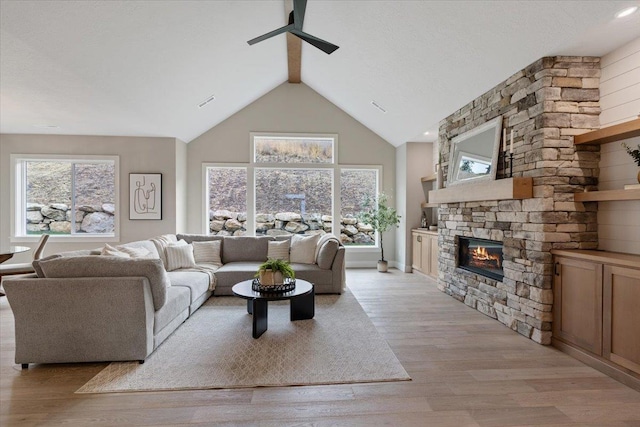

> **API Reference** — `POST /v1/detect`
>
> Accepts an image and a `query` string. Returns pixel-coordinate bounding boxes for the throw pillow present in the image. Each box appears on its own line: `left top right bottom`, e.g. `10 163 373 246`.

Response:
192 240 222 265
165 244 197 271
101 244 131 258
317 239 339 269
267 240 290 261
290 234 321 264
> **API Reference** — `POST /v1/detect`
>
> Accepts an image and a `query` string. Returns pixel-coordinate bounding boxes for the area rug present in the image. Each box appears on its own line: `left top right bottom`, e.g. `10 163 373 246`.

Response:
76 290 410 393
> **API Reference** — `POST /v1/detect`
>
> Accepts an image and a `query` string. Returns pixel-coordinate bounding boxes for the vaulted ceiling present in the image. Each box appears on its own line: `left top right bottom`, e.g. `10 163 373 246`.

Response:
1 1 639 147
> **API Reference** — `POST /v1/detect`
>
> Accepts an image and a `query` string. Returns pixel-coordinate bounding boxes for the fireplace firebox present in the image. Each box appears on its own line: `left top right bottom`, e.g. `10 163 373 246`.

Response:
458 237 504 281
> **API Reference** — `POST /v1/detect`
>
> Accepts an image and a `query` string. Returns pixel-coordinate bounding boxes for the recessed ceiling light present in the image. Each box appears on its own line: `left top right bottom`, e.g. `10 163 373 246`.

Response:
615 6 637 18
371 100 387 113
423 131 430 135
197 94 216 108
33 124 59 129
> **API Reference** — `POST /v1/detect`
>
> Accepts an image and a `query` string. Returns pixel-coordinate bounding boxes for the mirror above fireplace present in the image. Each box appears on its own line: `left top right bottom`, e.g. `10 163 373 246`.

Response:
447 116 502 187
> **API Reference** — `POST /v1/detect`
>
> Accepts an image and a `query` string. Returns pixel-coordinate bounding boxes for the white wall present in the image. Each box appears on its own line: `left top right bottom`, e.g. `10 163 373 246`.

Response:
395 144 408 271
175 139 188 234
395 142 433 272
187 82 396 267
598 37 640 255
0 134 184 262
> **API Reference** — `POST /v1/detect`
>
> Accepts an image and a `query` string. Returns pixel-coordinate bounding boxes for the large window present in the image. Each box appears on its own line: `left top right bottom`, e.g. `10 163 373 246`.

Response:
206 166 247 235
340 168 378 246
204 134 381 248
254 136 334 163
12 155 118 239
255 168 332 236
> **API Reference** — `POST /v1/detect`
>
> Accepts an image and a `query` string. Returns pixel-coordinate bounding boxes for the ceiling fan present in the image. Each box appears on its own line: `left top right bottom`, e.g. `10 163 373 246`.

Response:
247 0 339 55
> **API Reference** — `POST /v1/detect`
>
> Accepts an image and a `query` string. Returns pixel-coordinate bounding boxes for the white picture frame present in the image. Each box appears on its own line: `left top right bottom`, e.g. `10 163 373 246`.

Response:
129 173 162 220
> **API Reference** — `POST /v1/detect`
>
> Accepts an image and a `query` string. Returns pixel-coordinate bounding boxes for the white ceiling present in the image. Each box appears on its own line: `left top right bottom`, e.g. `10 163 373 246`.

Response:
1 1 640 146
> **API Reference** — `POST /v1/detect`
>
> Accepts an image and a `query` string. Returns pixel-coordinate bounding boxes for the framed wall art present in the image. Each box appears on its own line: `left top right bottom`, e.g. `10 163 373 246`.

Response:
129 173 162 220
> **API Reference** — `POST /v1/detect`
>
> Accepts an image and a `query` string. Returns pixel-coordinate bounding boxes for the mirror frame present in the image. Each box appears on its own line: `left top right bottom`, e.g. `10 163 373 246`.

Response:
447 116 502 187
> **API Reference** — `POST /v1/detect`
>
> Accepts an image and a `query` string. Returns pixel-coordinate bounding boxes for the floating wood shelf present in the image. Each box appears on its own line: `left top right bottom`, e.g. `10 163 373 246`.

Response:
574 189 640 202
428 177 533 204
421 174 438 183
421 202 438 208
574 118 640 145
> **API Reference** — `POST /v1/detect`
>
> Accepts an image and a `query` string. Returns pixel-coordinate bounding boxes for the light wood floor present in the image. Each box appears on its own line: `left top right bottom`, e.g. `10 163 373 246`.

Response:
2 269 640 426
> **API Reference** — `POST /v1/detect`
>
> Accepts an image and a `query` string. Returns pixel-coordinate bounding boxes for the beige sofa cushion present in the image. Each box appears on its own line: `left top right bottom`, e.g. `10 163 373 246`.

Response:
290 234 320 264
317 239 339 269
37 256 170 310
267 240 290 261
192 240 222 265
166 244 196 271
222 236 271 264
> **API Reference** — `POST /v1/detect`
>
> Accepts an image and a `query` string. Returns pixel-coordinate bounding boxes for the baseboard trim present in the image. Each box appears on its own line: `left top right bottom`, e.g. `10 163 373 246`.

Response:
552 338 640 392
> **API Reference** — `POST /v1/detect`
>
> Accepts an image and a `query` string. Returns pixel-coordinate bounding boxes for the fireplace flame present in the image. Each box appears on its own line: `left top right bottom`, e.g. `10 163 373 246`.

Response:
471 246 501 267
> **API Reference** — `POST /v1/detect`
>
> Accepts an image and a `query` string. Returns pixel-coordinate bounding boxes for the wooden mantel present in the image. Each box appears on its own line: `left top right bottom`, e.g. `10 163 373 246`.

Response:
574 118 640 145
428 177 533 204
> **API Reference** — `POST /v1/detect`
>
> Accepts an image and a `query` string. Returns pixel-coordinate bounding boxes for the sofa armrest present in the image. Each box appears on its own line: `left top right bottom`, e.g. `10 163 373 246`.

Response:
331 247 346 294
3 276 155 365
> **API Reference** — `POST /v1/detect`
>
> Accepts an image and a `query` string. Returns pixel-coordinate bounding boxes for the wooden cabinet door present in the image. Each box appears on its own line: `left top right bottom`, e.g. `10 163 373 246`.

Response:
553 256 603 355
420 236 431 275
412 233 422 271
603 265 640 375
429 234 438 278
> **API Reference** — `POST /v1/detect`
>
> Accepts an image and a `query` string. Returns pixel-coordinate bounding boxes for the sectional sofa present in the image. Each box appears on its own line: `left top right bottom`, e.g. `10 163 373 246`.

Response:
3 233 345 368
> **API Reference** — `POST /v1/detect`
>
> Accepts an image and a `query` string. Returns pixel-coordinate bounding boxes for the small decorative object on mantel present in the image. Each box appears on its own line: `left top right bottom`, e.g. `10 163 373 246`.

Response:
255 258 295 287
621 142 640 184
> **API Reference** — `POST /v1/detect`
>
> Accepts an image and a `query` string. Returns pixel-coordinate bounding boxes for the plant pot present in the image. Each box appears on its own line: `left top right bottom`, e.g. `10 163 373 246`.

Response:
637 168 640 184
259 269 283 286
377 260 388 273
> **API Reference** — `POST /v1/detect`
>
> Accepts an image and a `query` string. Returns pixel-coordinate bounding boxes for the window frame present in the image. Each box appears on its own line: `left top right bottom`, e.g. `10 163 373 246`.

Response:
10 154 120 243
339 165 382 251
202 163 249 235
203 134 383 251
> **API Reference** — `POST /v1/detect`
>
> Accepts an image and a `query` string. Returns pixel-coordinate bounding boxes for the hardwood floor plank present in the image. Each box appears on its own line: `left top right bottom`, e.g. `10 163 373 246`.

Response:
1 268 639 426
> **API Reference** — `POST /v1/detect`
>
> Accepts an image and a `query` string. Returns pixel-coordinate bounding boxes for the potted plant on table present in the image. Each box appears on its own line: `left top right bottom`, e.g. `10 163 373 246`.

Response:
255 258 295 286
357 193 401 273
621 142 640 184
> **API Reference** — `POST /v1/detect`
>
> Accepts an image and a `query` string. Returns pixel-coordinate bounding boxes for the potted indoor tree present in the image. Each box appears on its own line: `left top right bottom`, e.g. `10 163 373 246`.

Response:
255 258 295 286
358 193 401 272
622 142 640 184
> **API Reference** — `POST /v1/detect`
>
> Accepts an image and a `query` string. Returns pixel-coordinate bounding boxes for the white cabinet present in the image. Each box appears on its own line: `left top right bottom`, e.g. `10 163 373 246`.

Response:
412 230 438 278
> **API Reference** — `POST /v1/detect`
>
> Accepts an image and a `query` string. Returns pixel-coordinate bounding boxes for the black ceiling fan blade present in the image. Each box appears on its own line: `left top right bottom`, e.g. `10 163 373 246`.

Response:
247 24 294 45
293 0 307 30
290 29 339 54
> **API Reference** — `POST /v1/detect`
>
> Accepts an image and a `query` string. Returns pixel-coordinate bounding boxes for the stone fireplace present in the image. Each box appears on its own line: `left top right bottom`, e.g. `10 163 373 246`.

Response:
458 237 504 281
436 56 601 344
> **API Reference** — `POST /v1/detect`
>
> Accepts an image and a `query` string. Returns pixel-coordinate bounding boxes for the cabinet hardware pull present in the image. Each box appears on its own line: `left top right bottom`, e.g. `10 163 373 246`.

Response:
417 236 422 242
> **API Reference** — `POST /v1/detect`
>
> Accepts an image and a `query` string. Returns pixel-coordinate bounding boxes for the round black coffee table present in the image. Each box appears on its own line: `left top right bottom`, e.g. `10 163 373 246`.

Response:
232 279 315 338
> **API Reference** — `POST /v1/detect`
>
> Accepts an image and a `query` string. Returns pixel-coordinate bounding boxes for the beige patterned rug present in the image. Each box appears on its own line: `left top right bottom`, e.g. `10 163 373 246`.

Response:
76 290 410 393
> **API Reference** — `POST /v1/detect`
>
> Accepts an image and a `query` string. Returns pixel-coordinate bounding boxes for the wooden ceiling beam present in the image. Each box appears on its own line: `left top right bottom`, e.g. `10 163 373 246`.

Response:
285 0 301 83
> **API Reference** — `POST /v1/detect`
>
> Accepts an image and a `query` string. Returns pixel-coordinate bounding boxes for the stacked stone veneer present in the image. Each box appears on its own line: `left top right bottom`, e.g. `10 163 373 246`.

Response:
26 202 115 233
209 210 375 244
437 56 601 344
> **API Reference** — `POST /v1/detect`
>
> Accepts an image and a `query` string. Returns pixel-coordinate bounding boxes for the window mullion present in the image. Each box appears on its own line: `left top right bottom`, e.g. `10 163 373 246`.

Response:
70 163 76 235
